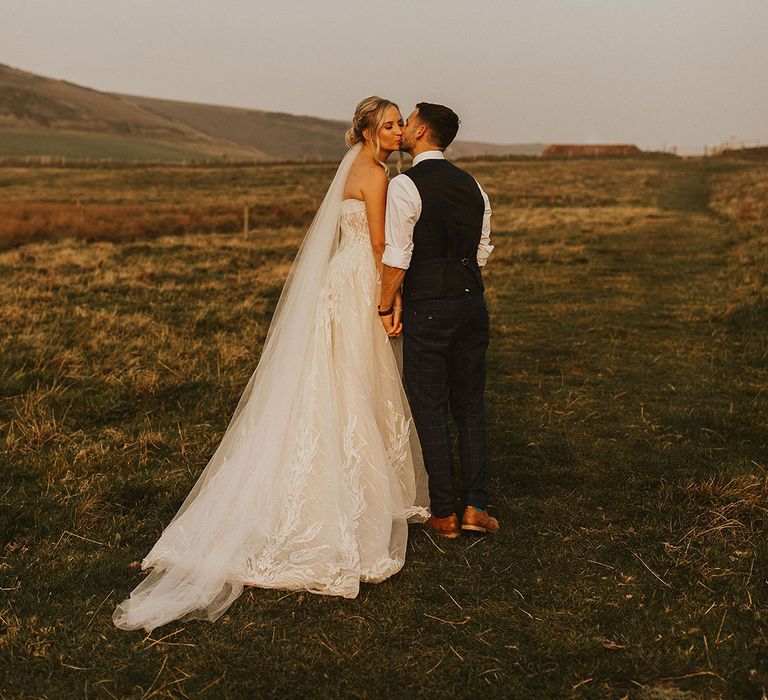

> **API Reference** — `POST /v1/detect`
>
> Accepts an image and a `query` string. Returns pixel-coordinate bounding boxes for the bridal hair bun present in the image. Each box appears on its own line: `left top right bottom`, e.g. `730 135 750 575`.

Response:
344 126 359 148
345 96 399 149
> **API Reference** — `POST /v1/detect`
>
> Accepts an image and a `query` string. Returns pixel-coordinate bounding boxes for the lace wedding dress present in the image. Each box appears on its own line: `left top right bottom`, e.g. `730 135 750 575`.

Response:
113 145 429 632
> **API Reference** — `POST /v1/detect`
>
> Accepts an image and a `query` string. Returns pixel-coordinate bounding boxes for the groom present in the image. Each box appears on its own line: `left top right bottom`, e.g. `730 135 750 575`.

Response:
378 102 499 538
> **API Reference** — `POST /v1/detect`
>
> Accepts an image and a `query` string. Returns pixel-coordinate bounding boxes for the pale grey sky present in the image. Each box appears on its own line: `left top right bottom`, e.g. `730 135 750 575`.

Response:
2 0 766 152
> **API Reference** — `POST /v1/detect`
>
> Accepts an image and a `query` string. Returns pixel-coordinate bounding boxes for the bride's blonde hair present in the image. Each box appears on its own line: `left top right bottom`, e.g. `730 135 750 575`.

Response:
345 96 399 170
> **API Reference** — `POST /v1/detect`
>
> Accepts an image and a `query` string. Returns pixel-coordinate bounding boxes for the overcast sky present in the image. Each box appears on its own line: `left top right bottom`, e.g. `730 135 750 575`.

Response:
2 1 766 152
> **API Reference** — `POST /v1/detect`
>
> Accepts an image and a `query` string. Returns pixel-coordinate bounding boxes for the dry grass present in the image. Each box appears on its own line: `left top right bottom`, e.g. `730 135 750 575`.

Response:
710 163 768 222
1 155 767 698
0 202 314 248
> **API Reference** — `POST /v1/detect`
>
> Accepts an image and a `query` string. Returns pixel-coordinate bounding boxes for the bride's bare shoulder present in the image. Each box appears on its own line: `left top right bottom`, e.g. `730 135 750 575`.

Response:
344 154 388 200
353 152 387 175
361 161 388 195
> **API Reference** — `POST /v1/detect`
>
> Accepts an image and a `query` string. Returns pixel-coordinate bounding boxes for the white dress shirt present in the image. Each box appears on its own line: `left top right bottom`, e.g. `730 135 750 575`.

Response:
382 150 494 270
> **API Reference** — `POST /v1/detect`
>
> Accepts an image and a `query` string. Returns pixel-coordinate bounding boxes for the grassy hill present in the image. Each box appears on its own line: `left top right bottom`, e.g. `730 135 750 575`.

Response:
0 63 267 161
0 62 546 162
119 94 351 162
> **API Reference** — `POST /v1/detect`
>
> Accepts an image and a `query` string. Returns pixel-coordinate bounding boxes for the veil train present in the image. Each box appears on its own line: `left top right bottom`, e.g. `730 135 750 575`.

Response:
113 144 428 632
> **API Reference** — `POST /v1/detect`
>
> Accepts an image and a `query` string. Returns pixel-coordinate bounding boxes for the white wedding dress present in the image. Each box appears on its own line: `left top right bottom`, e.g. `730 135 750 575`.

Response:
113 145 429 632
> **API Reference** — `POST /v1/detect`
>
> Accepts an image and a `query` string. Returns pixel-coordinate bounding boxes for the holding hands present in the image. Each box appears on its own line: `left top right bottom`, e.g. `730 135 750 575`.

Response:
379 262 407 339
379 290 403 338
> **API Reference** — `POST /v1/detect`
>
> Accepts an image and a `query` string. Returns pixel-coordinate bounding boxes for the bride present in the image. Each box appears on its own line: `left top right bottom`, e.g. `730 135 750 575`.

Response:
113 97 429 632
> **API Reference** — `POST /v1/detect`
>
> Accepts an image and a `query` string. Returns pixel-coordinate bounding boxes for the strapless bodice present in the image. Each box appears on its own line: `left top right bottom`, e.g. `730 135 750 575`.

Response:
339 199 369 249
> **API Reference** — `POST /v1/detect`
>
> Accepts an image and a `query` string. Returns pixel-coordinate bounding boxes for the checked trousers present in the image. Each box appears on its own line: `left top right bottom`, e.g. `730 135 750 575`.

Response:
403 294 490 518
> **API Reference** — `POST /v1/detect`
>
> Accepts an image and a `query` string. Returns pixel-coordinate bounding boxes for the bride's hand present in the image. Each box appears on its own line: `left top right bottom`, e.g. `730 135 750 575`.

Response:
390 292 403 338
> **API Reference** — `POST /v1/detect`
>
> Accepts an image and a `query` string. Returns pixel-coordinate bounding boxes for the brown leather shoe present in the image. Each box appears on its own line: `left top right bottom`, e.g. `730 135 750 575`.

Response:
424 513 460 539
461 506 500 534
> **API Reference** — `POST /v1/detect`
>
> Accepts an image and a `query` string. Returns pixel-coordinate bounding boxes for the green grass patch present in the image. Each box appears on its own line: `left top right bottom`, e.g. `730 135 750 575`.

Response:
0 129 211 162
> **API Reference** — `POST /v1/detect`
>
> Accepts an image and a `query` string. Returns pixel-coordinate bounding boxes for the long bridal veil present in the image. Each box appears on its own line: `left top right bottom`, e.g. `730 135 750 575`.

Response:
113 143 428 632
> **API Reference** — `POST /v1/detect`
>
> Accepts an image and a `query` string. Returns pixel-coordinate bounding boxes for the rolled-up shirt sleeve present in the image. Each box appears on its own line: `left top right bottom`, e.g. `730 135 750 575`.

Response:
476 181 494 267
383 174 421 270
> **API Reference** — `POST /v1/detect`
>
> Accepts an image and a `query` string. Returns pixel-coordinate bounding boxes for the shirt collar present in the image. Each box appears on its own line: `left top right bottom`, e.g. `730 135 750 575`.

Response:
412 150 445 166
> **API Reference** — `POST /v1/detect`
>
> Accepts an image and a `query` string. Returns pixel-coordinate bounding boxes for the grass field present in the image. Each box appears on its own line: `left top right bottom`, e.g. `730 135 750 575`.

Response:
1 155 767 698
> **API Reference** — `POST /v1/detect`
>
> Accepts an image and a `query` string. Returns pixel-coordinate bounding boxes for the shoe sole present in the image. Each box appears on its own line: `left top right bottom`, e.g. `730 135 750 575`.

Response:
428 530 461 538
461 525 499 533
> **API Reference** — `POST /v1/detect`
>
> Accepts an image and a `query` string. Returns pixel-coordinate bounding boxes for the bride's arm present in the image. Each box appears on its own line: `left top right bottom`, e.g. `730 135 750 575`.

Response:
361 166 388 278
363 166 404 337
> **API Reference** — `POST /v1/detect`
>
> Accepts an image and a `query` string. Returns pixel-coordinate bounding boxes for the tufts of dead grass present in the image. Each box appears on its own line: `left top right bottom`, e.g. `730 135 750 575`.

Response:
678 473 768 544
709 164 768 222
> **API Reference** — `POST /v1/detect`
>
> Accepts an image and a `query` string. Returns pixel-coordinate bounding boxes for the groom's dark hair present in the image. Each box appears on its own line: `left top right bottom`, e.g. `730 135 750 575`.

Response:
415 102 460 149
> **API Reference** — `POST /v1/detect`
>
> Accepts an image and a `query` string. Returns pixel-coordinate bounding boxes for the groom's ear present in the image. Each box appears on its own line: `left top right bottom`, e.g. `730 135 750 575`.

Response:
405 108 426 141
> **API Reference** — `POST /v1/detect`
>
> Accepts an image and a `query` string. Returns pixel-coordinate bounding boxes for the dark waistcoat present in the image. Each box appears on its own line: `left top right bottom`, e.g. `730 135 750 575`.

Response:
402 158 485 302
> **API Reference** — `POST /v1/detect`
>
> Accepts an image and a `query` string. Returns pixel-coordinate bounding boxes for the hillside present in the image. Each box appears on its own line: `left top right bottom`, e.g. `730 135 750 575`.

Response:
0 62 546 162
0 63 268 160
117 94 350 161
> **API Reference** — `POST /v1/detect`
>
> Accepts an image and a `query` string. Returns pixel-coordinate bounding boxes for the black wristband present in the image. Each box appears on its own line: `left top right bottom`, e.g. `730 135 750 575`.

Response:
378 305 394 316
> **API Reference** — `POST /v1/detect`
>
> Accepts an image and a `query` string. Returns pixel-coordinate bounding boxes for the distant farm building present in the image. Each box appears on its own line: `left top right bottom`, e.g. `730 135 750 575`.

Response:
712 138 761 154
716 145 768 161
543 144 641 158
712 139 765 160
